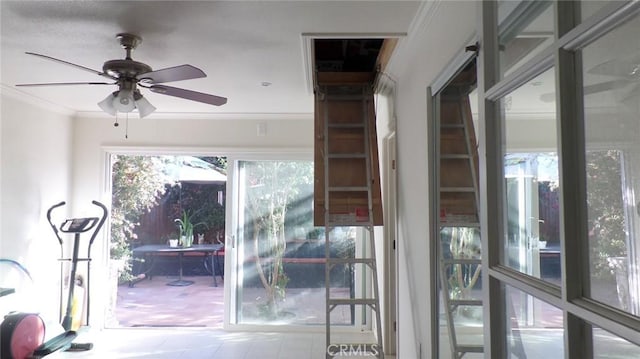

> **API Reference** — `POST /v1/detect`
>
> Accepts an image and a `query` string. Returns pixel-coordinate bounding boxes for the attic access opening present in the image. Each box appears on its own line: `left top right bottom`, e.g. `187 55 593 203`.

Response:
312 38 397 85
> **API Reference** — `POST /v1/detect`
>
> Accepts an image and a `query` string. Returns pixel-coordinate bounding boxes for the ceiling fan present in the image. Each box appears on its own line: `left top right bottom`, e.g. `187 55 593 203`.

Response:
16 33 227 117
539 53 640 105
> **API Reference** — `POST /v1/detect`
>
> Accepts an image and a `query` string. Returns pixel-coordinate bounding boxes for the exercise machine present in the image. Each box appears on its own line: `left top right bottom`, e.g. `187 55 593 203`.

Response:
47 200 107 333
0 200 107 358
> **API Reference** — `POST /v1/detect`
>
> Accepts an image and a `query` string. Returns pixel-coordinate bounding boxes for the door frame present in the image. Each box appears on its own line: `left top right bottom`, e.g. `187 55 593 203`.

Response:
382 131 398 354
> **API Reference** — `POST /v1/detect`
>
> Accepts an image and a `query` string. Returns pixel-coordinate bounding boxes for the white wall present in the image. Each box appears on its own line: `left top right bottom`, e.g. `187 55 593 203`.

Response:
388 2 477 358
71 112 314 327
374 89 396 354
0 90 74 320
71 114 314 207
506 116 558 152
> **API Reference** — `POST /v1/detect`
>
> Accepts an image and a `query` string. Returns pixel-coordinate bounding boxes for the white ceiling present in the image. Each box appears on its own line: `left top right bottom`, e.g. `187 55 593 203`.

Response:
0 1 419 117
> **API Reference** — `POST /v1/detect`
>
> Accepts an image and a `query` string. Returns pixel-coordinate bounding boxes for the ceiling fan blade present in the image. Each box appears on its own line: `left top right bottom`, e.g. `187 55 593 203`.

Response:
149 85 227 106
584 79 631 95
16 81 115 87
25 52 116 80
589 54 640 78
539 79 631 102
137 65 206 84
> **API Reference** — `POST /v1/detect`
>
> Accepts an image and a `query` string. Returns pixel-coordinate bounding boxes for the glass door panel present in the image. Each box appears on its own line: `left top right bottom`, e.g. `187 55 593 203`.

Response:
501 68 562 287
505 285 564 357
234 159 360 326
593 326 640 358
582 12 640 316
436 59 483 358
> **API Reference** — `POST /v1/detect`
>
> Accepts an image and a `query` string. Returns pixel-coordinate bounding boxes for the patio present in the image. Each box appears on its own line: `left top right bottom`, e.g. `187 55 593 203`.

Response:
113 276 225 327
112 275 353 328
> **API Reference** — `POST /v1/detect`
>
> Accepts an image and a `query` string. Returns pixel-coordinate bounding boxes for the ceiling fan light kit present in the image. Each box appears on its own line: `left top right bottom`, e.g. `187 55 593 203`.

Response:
133 91 157 118
97 92 118 115
16 33 227 118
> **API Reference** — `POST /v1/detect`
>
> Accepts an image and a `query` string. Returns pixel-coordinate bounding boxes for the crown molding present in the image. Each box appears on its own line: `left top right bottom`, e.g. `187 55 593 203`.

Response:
386 0 442 77
0 84 76 116
75 110 314 121
0 85 314 121
102 145 313 157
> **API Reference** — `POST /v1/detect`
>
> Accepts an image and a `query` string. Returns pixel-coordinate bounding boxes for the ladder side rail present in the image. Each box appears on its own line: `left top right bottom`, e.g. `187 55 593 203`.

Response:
361 86 385 357
459 93 481 219
439 240 462 358
439 93 485 358
368 224 384 357
322 86 333 356
458 90 484 358
438 96 461 358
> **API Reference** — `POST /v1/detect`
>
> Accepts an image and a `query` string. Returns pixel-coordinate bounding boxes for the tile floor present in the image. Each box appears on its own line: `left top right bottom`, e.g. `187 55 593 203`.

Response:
50 328 389 359
82 275 383 358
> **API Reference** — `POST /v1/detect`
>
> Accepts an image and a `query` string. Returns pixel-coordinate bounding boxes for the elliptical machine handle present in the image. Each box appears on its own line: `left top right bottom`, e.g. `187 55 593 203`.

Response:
47 201 66 245
89 201 108 246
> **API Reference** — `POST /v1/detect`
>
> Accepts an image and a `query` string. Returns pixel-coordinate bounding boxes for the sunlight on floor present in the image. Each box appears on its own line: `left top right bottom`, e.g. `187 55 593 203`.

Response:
49 328 393 359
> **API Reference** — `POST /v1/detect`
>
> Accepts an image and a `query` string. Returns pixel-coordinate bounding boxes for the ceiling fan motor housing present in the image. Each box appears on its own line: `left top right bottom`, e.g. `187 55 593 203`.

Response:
103 59 152 79
103 33 151 79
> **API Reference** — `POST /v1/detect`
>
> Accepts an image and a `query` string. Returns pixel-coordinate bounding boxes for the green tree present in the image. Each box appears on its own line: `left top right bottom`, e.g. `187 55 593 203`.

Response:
244 160 313 318
201 156 228 172
111 155 170 281
586 150 628 280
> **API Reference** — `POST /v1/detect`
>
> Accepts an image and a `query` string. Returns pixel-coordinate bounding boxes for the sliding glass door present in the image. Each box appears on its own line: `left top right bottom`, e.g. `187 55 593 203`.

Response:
231 159 367 327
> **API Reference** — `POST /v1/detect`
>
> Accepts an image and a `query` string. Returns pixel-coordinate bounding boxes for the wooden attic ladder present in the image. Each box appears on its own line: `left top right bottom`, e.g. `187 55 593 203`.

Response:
438 88 484 358
438 66 526 358
314 72 384 359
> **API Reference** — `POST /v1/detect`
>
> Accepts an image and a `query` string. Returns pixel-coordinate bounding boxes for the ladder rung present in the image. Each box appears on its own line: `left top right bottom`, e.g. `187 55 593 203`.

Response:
328 298 377 306
327 221 373 227
328 186 368 192
439 222 480 228
328 153 366 159
441 123 465 129
328 258 375 265
328 123 364 128
440 187 475 192
442 258 481 265
450 299 483 306
323 94 367 101
441 154 471 159
325 224 374 231
456 345 484 353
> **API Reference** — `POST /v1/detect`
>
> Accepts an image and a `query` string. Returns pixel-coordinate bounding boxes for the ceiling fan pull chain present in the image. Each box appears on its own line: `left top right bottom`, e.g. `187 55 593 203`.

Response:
125 113 129 139
113 113 119 128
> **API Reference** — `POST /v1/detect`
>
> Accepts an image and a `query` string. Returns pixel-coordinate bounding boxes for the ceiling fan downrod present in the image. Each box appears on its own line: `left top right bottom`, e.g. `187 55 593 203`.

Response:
116 33 142 60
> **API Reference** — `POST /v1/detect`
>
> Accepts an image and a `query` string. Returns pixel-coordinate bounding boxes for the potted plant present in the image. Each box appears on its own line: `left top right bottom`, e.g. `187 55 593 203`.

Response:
174 209 206 247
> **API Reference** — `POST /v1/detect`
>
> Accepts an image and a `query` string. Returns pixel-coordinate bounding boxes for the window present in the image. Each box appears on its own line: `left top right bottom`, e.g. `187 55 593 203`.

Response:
593 327 640 358
479 1 640 357
498 0 555 78
505 285 564 357
500 68 562 284
582 13 640 316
